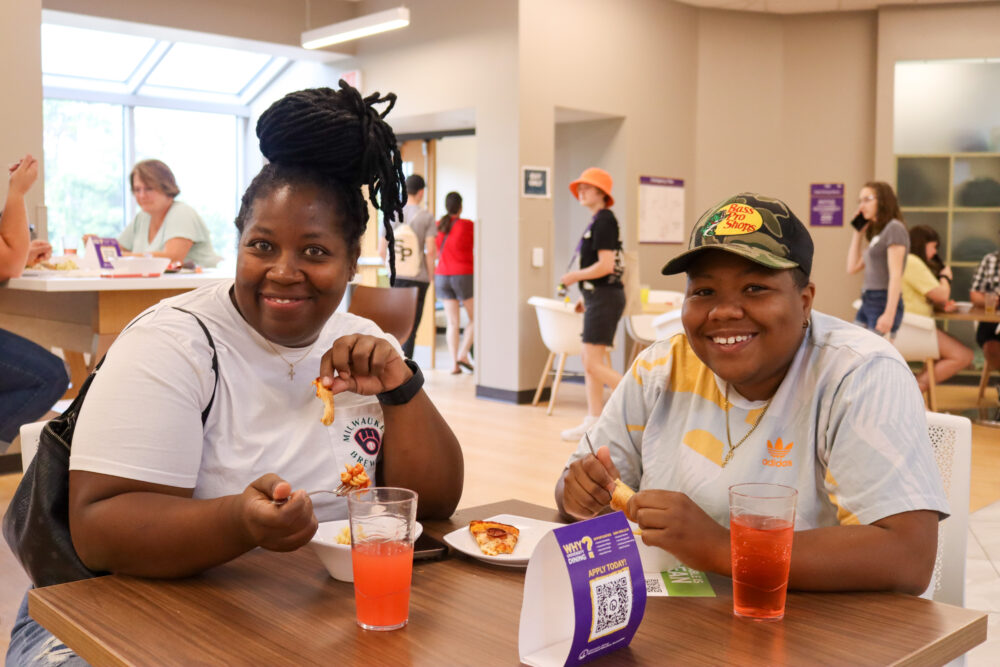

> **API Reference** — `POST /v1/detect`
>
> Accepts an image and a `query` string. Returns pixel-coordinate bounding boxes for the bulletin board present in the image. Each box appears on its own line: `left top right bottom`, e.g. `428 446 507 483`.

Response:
638 176 685 244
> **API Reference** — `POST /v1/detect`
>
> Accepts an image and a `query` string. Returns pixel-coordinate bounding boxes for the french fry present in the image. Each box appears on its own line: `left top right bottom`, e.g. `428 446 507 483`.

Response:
609 478 635 521
312 377 335 425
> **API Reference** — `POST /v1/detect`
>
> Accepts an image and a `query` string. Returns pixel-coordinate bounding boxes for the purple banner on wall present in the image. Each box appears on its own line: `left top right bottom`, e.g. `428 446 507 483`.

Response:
640 176 684 187
809 183 844 227
553 512 646 667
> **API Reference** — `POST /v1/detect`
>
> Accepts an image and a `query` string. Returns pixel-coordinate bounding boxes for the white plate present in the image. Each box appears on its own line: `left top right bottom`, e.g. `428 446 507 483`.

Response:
442 514 564 568
954 301 973 313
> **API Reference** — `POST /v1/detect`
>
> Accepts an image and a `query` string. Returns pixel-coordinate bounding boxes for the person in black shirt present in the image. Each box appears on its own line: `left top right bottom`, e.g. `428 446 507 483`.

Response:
559 167 625 441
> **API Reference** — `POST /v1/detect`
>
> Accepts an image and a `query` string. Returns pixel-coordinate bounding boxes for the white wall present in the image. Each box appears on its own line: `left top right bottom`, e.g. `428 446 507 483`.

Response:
434 135 477 223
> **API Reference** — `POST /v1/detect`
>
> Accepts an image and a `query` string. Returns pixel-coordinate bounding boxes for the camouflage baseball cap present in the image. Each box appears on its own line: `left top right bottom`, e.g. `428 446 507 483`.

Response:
660 193 814 277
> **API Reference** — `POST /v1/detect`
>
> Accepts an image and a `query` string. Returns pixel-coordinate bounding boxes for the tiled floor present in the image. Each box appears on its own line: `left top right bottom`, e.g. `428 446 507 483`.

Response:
967 500 1000 665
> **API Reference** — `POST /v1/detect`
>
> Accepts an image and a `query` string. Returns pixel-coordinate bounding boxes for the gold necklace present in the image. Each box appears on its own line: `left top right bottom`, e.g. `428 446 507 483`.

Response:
262 338 315 381
722 383 773 468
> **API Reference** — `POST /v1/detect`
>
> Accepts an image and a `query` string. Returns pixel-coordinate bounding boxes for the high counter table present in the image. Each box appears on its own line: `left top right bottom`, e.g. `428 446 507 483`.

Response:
0 270 232 400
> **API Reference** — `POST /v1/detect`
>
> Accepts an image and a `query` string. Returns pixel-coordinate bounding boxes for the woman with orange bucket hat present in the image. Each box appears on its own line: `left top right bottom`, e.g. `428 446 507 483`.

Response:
560 167 626 442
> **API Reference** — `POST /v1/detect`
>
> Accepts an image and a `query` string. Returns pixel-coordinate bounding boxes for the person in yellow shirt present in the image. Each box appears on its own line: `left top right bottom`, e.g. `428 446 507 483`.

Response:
901 225 973 392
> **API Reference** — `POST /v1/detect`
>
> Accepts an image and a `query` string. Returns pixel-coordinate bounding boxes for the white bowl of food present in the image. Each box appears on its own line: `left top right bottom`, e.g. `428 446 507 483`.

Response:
107 255 171 277
310 519 423 582
954 301 973 314
629 521 680 573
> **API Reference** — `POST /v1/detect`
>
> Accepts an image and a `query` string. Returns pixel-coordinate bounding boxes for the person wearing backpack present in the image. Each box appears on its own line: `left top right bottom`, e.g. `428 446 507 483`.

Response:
378 174 437 358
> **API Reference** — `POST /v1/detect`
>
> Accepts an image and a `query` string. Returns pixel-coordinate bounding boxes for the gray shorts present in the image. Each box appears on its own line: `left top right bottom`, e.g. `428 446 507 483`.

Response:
436 274 473 301
582 286 626 346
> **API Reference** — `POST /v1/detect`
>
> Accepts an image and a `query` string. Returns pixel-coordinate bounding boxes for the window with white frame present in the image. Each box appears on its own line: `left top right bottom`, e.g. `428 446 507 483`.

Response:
41 18 291 262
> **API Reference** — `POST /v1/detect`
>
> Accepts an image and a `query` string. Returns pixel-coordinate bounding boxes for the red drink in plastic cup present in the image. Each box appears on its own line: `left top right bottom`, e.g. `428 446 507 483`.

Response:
729 483 797 621
730 514 794 619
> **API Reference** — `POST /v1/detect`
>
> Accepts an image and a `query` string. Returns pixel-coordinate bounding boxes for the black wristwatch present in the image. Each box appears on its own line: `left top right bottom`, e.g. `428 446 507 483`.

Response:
377 358 424 405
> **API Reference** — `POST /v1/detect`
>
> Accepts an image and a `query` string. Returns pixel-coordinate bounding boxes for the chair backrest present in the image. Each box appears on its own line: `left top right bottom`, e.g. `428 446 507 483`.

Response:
923 411 972 607
647 290 684 307
651 308 684 340
348 285 418 345
622 250 641 316
18 420 47 470
528 297 583 355
893 312 941 361
626 314 657 345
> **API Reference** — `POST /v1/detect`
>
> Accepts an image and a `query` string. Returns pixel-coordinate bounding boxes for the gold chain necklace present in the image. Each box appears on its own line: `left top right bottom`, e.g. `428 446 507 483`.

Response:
262 338 315 381
722 383 773 468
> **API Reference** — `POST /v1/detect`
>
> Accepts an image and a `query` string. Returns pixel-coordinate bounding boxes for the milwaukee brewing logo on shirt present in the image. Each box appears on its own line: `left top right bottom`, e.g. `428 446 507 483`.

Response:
342 415 383 468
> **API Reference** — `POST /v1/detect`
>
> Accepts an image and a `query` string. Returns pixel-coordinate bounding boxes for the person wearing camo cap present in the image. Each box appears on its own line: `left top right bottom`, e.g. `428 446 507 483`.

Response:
556 192 948 594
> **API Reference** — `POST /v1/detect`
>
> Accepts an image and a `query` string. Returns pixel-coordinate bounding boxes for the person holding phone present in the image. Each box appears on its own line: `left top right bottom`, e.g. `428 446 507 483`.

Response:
902 225 973 392
846 182 908 337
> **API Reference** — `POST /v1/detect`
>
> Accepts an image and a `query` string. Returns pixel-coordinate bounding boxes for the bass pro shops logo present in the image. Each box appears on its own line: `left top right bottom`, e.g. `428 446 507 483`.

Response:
762 437 793 468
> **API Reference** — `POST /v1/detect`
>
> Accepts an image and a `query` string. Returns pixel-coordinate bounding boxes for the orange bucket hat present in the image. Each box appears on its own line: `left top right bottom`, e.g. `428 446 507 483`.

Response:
569 167 614 207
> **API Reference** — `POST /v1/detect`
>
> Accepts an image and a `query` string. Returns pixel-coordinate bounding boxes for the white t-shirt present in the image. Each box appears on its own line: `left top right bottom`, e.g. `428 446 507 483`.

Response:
71 280 400 521
566 311 949 530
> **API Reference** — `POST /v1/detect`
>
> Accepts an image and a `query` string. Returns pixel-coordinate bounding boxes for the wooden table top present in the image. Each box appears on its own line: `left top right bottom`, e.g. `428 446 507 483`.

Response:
30 499 987 667
933 306 1000 323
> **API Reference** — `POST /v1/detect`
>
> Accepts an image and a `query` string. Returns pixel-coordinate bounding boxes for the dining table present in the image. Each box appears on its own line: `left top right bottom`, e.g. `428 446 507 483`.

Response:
28 499 987 667
0 269 232 400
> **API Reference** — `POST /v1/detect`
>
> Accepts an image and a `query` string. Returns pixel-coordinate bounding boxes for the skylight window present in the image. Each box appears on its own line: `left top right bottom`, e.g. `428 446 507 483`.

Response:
41 24 155 83
142 43 272 96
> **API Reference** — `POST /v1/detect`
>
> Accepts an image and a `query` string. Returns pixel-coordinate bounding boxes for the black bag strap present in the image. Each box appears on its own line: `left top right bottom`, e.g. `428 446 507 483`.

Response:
171 307 218 425
70 306 218 431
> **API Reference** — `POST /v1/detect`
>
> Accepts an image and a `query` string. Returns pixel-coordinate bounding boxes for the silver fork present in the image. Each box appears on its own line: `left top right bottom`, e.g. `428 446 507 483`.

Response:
271 483 354 506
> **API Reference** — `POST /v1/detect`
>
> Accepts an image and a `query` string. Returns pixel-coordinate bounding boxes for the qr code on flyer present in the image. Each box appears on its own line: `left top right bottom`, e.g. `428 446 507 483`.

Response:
589 567 633 640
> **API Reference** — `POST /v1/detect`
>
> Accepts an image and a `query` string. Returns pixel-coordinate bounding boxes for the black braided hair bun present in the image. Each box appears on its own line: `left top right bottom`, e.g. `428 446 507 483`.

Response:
251 80 406 283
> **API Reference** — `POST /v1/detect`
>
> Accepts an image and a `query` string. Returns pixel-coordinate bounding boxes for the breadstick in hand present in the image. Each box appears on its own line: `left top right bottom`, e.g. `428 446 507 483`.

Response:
312 377 335 426
609 479 635 521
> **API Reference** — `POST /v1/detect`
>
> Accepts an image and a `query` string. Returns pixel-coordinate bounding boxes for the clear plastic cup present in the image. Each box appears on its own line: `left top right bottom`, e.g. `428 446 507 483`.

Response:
729 483 797 621
347 487 418 631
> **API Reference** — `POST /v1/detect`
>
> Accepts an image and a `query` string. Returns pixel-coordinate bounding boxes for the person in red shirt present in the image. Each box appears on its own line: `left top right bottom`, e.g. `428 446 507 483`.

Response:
434 191 474 374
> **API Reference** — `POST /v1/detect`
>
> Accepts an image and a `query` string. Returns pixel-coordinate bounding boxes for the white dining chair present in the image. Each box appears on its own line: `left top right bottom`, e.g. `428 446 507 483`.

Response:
923 411 972 609
652 308 684 341
528 296 584 415
893 312 941 411
18 419 47 470
625 313 657 365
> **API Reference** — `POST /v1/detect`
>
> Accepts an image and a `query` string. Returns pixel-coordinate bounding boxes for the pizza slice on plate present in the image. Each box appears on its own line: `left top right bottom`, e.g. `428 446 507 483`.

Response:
468 520 519 556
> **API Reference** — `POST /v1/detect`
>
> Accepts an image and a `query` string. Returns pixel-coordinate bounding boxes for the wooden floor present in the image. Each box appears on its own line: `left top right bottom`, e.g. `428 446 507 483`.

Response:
1 368 997 656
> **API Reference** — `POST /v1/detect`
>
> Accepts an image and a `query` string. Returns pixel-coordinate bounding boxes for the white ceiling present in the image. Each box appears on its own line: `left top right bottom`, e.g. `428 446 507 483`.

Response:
674 0 987 13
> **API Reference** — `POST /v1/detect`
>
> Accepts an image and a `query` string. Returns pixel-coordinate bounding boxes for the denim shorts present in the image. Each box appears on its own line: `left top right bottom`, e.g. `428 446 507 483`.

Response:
582 286 626 346
854 290 904 335
435 274 473 301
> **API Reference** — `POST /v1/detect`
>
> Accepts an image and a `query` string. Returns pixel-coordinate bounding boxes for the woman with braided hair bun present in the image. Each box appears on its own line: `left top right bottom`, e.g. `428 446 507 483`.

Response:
7 82 464 667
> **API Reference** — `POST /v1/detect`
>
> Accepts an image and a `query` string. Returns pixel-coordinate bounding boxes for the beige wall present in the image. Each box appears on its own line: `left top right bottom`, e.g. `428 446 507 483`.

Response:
0 0 44 235
693 9 877 320
354 0 522 392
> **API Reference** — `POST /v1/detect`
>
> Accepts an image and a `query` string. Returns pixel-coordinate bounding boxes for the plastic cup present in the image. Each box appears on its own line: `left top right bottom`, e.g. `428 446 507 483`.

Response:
347 487 418 631
62 235 78 256
986 292 999 316
729 483 797 621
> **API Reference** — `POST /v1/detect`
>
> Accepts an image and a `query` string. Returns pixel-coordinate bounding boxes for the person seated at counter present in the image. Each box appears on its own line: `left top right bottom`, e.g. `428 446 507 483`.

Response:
114 159 221 267
0 154 68 449
6 84 464 665
555 193 948 594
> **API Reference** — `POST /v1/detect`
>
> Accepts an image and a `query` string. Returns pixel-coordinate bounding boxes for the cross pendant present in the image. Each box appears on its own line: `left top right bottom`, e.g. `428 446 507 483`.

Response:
288 366 295 381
